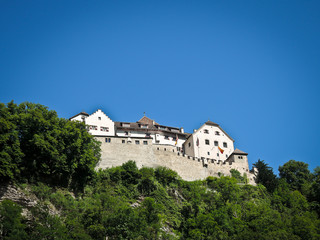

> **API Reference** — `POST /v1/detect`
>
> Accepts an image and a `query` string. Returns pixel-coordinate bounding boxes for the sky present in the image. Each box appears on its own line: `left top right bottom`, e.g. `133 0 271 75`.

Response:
1 0 320 173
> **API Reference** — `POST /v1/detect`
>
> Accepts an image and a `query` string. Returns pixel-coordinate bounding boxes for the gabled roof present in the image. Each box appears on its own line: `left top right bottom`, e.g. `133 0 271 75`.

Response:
201 120 234 142
69 111 89 120
232 148 248 155
225 148 248 162
137 116 158 125
205 120 219 126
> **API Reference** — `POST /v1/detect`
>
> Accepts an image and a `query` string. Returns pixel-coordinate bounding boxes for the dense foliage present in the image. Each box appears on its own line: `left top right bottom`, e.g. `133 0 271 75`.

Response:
0 160 319 239
0 101 101 189
0 101 319 239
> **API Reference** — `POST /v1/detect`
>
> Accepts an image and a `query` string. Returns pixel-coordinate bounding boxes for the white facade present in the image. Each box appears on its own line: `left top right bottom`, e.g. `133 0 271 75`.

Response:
116 128 186 148
70 110 242 162
184 121 234 161
70 109 115 136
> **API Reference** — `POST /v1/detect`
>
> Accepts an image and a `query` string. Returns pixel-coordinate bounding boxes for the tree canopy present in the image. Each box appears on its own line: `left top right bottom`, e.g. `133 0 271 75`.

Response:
0 101 100 189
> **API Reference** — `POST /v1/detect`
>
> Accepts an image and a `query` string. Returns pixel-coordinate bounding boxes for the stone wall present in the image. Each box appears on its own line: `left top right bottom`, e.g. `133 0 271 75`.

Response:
96 136 256 184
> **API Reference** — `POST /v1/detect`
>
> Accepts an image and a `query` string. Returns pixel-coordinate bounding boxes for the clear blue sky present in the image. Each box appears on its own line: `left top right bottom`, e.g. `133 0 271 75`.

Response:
1 0 319 173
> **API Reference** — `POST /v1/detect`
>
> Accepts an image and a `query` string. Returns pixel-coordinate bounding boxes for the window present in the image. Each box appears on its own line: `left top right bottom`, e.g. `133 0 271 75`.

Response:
159 126 166 130
238 156 243 159
141 124 148 129
135 140 140 145
223 142 227 148
217 153 219 156
146 133 151 138
214 141 218 146
125 131 129 136
122 123 130 127
207 152 210 155
105 138 111 143
215 131 220 135
226 154 228 158
188 142 191 147
122 140 125 144
143 141 148 145
89 125 98 130
100 126 109 132
98 117 101 120
204 129 209 134
164 136 169 140
205 139 210 145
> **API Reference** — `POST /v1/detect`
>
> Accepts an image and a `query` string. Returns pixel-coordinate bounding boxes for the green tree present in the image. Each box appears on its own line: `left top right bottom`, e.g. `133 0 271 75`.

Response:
0 101 101 189
155 166 178 186
279 160 312 194
253 159 278 192
230 169 246 183
0 102 24 182
0 200 27 240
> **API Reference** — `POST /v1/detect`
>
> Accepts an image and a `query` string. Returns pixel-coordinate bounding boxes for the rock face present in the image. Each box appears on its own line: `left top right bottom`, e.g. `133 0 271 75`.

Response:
0 182 38 208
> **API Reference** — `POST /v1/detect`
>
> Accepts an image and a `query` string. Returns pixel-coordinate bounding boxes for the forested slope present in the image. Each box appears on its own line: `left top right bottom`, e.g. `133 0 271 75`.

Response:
1 101 319 239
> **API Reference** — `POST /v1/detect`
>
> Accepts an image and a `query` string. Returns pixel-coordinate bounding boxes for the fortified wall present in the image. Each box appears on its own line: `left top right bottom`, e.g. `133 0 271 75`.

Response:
96 136 256 184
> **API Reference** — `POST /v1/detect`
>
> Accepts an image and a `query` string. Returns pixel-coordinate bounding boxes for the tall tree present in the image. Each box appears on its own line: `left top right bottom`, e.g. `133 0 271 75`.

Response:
253 159 278 192
0 102 24 182
0 101 101 189
279 160 312 195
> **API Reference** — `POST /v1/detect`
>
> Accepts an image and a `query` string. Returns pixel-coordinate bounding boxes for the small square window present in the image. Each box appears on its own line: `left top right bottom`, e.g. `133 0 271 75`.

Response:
188 142 191 147
223 142 227 148
226 154 228 158
217 153 219 156
207 152 210 155
215 131 220 135
205 139 210 145
143 141 148 145
122 140 125 144
98 117 101 120
214 141 218 146
105 138 111 143
135 140 140 145
204 129 209 134
164 136 169 140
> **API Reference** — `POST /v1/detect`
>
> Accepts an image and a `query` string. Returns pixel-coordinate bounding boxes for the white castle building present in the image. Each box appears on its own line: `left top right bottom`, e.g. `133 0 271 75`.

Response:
70 109 255 183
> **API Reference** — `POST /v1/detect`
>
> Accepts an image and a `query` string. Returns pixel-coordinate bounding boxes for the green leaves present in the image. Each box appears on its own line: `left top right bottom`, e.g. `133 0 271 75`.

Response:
279 160 312 194
0 101 101 189
253 159 278 192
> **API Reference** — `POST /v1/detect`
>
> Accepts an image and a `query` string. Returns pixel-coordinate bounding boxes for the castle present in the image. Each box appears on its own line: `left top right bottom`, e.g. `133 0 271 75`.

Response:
70 109 257 184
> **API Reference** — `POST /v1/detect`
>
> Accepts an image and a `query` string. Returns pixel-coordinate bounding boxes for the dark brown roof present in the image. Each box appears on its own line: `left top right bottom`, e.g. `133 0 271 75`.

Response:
137 116 158 125
205 120 219 126
233 148 248 155
115 121 189 137
69 111 89 120
225 148 248 162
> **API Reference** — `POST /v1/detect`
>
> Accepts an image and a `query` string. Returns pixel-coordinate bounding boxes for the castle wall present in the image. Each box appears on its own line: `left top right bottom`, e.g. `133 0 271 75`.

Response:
96 136 256 184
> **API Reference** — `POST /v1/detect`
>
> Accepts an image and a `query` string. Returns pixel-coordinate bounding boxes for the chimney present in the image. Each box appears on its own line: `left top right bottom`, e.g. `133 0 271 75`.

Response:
193 129 197 133
180 127 184 133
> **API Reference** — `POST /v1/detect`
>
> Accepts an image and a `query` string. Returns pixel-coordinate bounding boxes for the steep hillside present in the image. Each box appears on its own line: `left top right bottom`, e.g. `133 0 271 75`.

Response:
1 102 320 239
